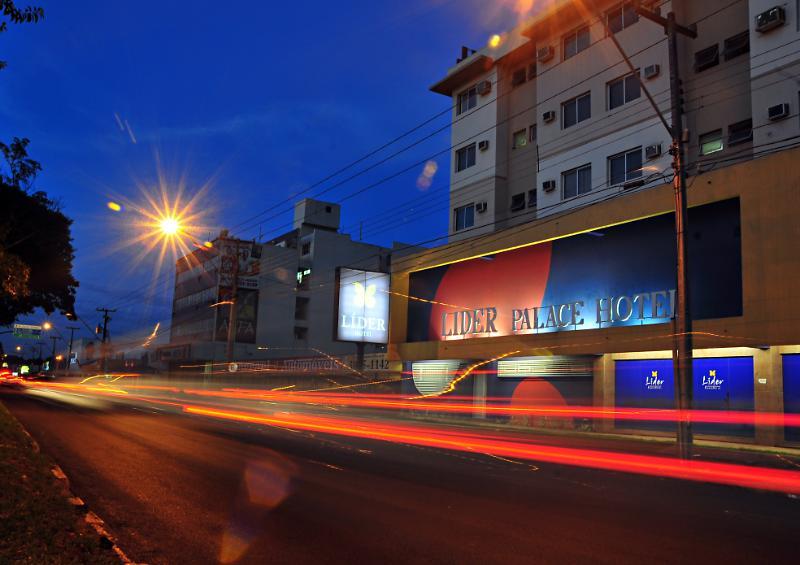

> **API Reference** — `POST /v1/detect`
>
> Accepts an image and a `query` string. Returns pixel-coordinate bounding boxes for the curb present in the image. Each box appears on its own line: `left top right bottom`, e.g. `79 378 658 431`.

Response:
15 414 138 564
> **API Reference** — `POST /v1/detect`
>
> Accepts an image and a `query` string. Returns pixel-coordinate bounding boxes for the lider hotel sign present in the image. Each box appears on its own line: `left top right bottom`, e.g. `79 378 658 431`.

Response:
406 199 744 343
336 268 390 344
440 289 676 338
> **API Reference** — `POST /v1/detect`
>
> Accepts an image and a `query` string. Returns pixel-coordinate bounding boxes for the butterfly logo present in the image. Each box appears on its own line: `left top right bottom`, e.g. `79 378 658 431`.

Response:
353 282 377 308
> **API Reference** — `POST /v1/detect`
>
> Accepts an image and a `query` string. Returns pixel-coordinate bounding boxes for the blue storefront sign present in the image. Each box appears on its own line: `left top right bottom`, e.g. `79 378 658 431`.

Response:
783 354 800 442
615 357 754 436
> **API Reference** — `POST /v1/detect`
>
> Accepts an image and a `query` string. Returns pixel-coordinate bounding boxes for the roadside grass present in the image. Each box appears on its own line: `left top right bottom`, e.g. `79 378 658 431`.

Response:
0 401 119 564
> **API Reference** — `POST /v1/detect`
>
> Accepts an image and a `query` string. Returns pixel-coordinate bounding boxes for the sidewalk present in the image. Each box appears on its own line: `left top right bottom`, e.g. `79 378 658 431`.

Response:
0 401 119 564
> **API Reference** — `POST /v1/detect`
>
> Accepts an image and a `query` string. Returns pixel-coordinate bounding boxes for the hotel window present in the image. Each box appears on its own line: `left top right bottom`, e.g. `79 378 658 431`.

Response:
564 25 590 60
694 44 719 72
512 129 528 148
510 193 526 212
562 92 591 129
699 129 724 155
723 31 750 61
511 68 527 87
529 124 537 142
728 119 753 145
562 164 592 199
608 71 640 110
455 143 476 172
456 85 477 115
454 203 475 231
528 189 538 209
607 2 638 34
608 148 643 186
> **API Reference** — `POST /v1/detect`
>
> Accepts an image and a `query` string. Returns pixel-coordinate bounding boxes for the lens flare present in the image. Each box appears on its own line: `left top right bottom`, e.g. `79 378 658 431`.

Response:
160 217 180 235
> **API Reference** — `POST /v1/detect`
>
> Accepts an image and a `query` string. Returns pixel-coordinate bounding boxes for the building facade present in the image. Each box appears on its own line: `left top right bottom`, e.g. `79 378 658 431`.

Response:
390 134 800 446
161 199 391 368
433 0 800 242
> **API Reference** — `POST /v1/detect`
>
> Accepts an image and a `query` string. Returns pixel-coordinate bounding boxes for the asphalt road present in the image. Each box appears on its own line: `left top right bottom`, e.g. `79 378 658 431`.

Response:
2 392 799 565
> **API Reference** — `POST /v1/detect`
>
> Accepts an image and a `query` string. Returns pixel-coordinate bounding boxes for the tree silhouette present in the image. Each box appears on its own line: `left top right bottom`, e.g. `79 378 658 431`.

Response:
0 137 78 325
1 1 44 71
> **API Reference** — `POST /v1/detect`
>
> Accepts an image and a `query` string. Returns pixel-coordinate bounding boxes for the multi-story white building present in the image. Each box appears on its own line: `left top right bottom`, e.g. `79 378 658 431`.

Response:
161 199 391 368
432 0 800 241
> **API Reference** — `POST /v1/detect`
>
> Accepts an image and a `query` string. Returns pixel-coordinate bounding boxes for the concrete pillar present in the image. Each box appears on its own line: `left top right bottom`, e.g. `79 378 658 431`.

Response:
473 371 487 419
754 348 784 446
593 354 615 432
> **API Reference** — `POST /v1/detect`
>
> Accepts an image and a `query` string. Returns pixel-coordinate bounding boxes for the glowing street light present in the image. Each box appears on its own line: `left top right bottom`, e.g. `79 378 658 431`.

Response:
15 345 21 352
42 321 52 331
160 216 181 236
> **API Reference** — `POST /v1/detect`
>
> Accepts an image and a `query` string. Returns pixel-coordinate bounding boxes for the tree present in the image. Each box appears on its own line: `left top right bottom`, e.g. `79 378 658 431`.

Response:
0 137 78 325
0 1 44 71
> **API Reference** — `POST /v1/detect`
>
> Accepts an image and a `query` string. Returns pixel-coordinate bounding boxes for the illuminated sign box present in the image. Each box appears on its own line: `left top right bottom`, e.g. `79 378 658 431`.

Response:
336 268 390 344
407 198 743 342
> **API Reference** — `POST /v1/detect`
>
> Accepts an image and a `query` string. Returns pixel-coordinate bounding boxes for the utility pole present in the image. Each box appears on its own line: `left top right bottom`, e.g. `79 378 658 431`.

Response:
49 336 58 368
96 307 116 373
225 239 241 363
66 326 79 373
635 4 698 459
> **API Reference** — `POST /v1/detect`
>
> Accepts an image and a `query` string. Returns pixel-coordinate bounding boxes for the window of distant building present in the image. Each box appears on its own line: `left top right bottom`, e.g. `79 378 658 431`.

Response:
296 267 311 287
513 129 528 148
723 30 750 60
699 129 724 155
512 68 527 87
528 189 537 209
562 92 591 128
606 2 638 34
454 203 475 231
294 326 308 341
694 44 720 72
295 297 309 321
564 25 590 60
510 193 526 211
529 124 537 142
608 71 641 109
301 241 311 255
608 147 643 186
728 119 753 146
455 143 477 172
562 164 592 199
457 85 477 115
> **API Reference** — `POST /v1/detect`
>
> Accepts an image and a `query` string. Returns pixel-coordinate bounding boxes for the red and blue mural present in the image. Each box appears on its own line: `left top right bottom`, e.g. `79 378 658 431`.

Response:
407 198 743 342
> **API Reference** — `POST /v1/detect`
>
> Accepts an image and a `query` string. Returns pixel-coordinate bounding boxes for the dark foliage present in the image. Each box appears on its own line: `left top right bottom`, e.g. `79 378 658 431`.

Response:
0 137 78 325
1 1 44 71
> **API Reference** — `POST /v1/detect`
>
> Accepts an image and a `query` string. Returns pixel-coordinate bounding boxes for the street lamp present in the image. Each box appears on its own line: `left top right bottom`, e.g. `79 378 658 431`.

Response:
159 217 181 236
15 345 21 352
42 321 52 331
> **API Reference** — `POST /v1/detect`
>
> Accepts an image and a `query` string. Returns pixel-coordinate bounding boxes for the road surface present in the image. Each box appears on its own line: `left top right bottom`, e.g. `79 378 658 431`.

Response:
2 391 799 564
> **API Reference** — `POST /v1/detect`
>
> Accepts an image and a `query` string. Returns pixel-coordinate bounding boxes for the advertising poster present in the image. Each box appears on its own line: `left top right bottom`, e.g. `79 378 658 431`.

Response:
336 268 390 344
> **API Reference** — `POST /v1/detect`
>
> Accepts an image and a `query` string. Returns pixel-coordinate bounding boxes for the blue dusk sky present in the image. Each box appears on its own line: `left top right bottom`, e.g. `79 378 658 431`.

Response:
0 0 533 347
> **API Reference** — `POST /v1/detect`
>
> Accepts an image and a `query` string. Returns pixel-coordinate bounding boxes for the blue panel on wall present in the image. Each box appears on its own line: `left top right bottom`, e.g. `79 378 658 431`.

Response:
615 357 754 436
783 354 800 442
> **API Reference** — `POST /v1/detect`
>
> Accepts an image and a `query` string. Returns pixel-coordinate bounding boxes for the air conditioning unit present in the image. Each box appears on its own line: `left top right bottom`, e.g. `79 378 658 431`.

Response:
643 64 660 80
537 45 554 63
623 179 645 190
645 143 662 159
542 180 557 192
478 140 490 151
543 110 556 123
477 80 492 96
476 201 488 213
756 7 786 33
768 102 790 121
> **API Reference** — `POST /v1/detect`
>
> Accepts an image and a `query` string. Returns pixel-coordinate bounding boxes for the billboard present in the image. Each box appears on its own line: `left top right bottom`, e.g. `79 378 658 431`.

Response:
615 356 755 436
336 268 390 344
214 287 258 343
407 198 742 342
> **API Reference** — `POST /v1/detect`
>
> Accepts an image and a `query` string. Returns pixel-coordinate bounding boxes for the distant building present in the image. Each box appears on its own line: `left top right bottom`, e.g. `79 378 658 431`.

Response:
160 199 392 369
431 0 798 241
